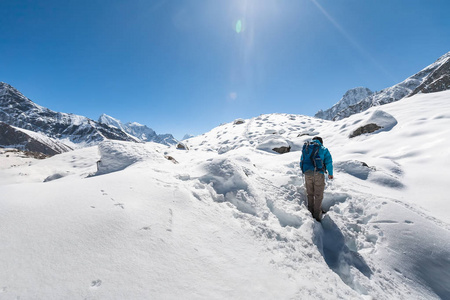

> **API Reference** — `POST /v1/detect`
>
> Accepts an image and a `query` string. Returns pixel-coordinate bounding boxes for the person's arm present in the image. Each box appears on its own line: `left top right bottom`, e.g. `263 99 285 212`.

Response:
324 149 333 179
300 152 304 173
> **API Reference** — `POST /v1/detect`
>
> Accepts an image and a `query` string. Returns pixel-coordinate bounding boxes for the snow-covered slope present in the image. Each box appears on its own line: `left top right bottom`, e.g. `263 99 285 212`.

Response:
317 51 450 121
1 91 450 299
0 82 138 146
98 114 177 146
315 87 373 120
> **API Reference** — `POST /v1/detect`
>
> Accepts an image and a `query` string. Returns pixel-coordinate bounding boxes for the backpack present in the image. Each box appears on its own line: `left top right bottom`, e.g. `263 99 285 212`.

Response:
300 141 325 173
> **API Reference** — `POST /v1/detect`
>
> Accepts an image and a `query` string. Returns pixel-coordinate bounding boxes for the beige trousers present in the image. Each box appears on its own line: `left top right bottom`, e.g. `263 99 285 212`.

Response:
304 172 325 221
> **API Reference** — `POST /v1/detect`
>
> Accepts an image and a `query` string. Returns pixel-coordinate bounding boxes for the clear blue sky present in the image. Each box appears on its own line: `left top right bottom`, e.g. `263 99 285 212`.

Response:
1 0 449 139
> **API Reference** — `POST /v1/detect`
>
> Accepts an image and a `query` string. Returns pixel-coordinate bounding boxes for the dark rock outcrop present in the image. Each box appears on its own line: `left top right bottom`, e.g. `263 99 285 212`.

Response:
272 146 291 154
349 123 382 138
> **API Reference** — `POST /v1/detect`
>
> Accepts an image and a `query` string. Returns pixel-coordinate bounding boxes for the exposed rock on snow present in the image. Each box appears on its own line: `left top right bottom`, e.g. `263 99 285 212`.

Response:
233 118 245 125
272 146 291 154
349 110 397 138
176 142 189 150
164 155 179 164
349 123 382 138
256 136 291 154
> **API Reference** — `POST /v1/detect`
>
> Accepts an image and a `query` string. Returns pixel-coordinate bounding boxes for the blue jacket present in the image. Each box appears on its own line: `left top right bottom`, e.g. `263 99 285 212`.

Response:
300 140 333 175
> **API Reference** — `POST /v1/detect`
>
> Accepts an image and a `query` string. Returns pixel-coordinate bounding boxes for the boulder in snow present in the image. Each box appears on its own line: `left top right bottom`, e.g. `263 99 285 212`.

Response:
176 142 189 150
349 110 397 138
272 146 291 154
256 136 291 154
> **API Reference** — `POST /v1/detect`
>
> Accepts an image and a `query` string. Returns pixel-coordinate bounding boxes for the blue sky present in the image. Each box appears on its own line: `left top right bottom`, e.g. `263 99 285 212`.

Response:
1 0 449 139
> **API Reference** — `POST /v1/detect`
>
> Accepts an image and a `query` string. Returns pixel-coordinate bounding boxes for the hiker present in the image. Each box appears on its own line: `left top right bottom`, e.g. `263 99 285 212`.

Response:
300 136 333 222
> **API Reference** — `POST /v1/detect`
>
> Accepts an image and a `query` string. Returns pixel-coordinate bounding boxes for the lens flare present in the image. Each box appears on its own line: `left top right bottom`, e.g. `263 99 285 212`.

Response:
235 20 242 33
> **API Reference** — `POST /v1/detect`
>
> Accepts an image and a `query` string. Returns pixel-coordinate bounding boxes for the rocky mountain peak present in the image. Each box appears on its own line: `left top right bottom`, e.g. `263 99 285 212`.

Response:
315 87 373 120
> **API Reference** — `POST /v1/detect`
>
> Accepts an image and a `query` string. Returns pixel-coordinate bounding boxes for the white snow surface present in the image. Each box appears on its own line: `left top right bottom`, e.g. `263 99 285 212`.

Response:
1 91 450 299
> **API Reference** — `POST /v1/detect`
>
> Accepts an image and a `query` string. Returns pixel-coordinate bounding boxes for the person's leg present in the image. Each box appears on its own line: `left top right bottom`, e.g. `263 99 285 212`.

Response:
305 174 315 215
313 172 325 221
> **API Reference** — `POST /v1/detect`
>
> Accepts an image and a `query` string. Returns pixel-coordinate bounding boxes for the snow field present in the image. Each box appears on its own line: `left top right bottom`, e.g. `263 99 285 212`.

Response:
1 91 450 299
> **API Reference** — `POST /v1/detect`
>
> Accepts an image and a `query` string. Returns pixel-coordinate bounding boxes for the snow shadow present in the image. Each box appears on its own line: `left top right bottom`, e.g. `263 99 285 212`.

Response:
322 192 350 212
413 248 450 299
199 157 259 216
266 199 303 228
313 216 372 293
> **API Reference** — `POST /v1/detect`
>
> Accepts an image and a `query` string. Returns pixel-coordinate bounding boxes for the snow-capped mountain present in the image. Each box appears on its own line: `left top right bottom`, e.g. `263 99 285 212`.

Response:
98 114 177 146
316 51 450 121
0 121 72 156
0 82 138 147
315 87 373 120
1 90 450 299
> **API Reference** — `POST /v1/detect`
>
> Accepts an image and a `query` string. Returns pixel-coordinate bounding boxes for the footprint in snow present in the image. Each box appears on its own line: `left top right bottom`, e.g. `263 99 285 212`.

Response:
114 203 125 209
90 279 102 288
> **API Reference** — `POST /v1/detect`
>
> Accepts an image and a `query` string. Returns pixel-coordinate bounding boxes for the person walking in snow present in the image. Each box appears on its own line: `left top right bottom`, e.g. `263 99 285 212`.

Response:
300 136 333 222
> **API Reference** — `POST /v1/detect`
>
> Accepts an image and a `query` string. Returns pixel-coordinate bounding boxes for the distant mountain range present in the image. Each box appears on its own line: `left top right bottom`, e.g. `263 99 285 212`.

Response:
316 51 450 120
0 82 177 155
98 114 177 146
